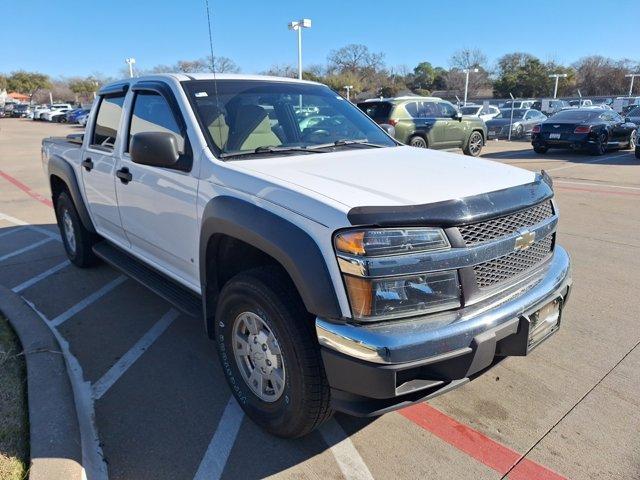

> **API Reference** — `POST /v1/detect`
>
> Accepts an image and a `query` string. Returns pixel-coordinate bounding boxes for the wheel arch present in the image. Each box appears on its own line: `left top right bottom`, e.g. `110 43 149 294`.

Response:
199 196 342 337
48 155 96 233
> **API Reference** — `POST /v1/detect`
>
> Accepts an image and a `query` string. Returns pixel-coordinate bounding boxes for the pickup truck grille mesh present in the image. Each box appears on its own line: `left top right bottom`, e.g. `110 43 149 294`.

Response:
473 235 554 288
458 201 554 245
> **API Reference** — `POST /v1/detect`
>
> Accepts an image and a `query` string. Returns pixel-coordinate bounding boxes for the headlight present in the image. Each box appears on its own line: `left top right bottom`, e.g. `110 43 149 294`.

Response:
343 271 461 320
334 228 461 321
335 228 450 256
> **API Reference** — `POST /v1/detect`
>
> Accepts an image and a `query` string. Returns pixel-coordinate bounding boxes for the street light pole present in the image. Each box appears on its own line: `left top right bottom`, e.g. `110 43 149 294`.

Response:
344 85 353 101
625 73 640 96
548 73 567 99
125 58 136 78
288 19 312 80
462 68 478 106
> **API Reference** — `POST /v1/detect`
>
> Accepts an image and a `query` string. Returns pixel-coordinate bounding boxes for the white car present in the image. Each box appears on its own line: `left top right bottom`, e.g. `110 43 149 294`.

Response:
460 104 501 122
36 103 73 121
42 73 572 439
42 108 73 122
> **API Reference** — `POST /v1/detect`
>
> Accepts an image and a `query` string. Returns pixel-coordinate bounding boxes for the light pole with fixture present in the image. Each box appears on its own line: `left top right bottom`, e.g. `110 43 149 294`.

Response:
549 73 567 98
288 19 311 80
125 57 136 78
462 68 478 106
625 73 640 96
344 85 353 101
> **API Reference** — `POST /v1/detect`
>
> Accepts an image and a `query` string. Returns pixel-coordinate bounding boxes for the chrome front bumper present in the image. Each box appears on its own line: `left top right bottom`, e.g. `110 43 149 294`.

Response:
316 245 572 365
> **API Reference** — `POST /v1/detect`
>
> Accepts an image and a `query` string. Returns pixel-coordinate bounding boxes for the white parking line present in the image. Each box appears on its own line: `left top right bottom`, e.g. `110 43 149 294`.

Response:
0 226 25 239
92 309 180 400
547 152 632 172
193 396 245 480
11 260 71 293
319 418 374 480
0 237 53 262
555 180 640 191
50 275 127 327
0 212 62 242
22 298 109 480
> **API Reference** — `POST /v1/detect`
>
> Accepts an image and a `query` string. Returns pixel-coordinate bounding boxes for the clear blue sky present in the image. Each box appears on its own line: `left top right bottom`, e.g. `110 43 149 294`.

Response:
2 0 637 79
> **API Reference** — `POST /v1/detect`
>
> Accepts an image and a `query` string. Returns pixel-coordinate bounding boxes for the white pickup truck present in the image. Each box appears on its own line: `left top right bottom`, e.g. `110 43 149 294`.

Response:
42 73 572 438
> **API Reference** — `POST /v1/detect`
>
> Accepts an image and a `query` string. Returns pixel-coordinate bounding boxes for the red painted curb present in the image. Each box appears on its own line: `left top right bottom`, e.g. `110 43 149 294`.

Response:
0 170 53 207
400 403 567 480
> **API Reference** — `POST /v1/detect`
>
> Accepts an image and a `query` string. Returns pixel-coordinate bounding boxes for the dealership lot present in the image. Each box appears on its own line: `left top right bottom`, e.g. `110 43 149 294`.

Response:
1 119 639 479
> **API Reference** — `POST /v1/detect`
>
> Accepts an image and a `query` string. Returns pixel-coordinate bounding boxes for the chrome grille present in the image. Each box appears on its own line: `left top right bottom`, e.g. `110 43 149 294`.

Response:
458 201 554 245
473 235 554 289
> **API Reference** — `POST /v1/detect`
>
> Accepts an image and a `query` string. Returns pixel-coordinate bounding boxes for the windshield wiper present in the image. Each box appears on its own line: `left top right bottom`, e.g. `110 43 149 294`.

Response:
219 145 317 159
306 139 387 150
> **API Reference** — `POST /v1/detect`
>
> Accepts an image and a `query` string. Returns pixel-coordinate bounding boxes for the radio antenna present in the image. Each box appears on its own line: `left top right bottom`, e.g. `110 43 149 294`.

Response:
204 0 225 153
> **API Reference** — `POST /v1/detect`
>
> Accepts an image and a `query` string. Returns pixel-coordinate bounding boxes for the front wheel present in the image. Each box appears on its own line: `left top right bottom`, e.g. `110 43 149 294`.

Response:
624 130 636 150
214 267 333 438
463 131 483 156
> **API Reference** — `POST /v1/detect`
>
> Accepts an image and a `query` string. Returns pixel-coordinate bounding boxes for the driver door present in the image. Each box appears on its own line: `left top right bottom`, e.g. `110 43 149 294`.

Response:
115 84 200 290
437 101 464 147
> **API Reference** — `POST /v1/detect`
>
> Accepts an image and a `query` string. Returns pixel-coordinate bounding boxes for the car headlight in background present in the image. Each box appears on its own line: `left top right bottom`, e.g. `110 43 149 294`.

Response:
334 228 461 321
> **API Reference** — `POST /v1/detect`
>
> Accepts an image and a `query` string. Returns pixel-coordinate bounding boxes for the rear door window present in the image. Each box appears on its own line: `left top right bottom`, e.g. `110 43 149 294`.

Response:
91 94 126 150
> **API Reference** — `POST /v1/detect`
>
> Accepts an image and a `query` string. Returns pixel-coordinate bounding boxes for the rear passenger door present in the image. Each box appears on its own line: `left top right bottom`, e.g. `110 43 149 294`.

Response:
115 82 200 291
437 101 464 147
81 89 130 246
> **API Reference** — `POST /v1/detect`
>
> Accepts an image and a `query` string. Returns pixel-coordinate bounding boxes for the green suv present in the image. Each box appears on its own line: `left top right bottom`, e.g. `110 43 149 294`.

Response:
358 97 487 156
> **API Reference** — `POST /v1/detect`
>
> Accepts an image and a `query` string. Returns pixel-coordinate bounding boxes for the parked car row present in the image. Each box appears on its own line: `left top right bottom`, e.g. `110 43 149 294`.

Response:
0 102 92 124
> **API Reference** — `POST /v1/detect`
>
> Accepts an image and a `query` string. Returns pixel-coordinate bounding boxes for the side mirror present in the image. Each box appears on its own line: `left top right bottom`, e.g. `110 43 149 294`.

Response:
379 123 396 137
66 133 84 145
624 117 631 123
453 111 463 122
130 132 181 169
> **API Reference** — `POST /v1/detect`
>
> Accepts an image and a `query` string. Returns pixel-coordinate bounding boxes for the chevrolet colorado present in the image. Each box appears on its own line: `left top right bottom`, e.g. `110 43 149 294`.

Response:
42 74 572 438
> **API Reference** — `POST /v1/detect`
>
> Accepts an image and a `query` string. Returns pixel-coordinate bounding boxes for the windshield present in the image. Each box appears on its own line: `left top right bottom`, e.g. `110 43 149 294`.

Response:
497 109 526 119
184 80 396 158
460 106 481 115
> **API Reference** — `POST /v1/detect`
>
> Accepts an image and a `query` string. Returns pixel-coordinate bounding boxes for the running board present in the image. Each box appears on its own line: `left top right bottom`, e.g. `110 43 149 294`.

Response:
92 242 202 318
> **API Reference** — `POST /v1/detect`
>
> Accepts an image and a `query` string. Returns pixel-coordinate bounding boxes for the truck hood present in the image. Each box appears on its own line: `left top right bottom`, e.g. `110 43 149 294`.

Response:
234 146 537 210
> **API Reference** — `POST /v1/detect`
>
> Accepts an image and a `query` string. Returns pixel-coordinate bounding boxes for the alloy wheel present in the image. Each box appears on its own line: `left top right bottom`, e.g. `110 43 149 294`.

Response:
62 209 76 255
232 311 286 402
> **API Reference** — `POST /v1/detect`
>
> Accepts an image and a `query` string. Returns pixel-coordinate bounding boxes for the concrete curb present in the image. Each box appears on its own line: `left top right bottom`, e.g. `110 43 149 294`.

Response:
0 285 84 480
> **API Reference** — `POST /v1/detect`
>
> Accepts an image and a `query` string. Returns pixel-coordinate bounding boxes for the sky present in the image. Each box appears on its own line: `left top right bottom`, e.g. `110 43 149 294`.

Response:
2 0 638 79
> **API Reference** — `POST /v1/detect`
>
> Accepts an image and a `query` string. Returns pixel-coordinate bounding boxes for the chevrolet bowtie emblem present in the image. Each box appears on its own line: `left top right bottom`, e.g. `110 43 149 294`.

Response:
514 230 536 250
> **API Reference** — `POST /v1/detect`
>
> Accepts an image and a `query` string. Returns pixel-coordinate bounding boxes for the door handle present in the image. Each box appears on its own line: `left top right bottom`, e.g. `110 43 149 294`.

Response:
81 158 94 171
116 167 132 184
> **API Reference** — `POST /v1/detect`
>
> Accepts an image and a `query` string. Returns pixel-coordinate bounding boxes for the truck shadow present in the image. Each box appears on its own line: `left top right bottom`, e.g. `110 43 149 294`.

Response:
0 223 379 480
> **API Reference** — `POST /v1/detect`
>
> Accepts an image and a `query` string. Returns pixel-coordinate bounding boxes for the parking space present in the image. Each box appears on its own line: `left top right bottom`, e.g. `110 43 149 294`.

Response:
1 118 638 479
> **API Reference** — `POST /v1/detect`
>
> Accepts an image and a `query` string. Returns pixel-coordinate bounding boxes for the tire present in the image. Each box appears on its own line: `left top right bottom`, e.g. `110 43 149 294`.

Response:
214 267 333 438
533 145 548 154
515 124 524 139
463 131 483 156
590 132 608 156
623 130 636 150
409 135 427 148
55 191 99 267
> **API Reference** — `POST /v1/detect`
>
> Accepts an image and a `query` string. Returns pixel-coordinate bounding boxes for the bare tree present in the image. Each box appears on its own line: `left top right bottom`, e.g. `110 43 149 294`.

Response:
449 48 488 70
326 44 385 75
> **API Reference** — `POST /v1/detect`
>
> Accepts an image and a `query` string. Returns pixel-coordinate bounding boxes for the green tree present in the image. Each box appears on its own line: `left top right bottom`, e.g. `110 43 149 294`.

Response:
69 78 101 97
6 71 52 100
493 53 552 97
0 74 7 91
410 62 435 91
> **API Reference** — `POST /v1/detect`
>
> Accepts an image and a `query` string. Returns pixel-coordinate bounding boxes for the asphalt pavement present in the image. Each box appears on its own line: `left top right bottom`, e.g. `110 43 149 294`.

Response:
0 119 638 480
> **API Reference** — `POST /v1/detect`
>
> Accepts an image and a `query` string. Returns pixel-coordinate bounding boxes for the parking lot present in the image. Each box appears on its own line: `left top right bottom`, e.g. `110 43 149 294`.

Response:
1 118 639 480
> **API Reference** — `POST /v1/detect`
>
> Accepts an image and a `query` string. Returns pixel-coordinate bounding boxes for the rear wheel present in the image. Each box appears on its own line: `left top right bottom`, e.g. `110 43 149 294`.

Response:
214 267 333 438
409 135 427 148
590 132 608 156
514 124 524 139
463 131 483 156
55 192 99 267
624 129 636 150
533 145 548 154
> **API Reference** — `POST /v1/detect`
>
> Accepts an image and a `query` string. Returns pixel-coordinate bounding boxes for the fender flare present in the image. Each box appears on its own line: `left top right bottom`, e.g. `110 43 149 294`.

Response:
48 155 96 233
199 196 342 333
